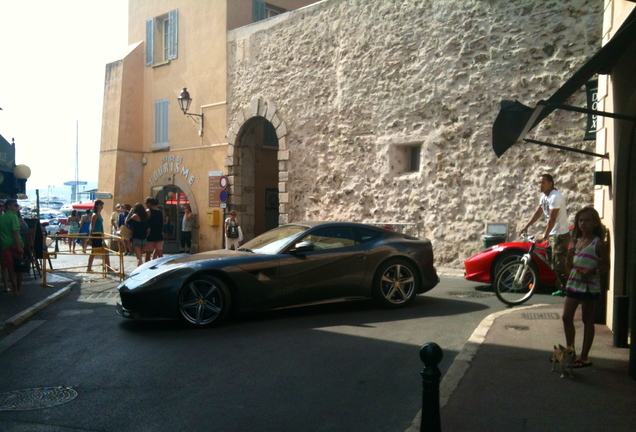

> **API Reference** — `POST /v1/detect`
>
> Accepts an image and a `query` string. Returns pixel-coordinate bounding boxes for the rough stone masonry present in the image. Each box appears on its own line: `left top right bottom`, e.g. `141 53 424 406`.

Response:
227 0 602 267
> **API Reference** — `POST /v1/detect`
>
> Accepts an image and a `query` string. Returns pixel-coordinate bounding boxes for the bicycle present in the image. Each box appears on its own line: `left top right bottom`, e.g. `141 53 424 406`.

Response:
493 233 560 306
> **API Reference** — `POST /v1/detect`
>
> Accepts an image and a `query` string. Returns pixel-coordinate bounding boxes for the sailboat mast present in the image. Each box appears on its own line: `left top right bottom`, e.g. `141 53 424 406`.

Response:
75 120 79 185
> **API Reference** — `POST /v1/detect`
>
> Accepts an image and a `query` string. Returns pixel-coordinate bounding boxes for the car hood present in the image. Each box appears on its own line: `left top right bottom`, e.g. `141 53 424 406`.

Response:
126 250 257 278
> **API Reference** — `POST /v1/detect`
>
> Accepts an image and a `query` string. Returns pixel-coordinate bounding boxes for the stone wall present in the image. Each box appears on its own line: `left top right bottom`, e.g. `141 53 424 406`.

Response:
227 0 602 267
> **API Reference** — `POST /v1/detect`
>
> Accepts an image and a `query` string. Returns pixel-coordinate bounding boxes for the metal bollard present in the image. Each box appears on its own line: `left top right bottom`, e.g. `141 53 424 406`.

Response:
420 342 443 432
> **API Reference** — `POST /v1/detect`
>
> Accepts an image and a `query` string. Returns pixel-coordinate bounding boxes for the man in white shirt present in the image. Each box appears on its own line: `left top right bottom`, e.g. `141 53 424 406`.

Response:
519 174 571 296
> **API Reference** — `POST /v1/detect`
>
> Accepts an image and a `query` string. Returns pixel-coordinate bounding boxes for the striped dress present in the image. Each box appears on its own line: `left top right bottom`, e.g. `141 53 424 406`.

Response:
566 237 601 294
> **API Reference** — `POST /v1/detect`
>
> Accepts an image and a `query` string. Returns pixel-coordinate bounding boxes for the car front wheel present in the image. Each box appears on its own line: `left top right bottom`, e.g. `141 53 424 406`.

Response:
178 275 231 327
372 259 419 308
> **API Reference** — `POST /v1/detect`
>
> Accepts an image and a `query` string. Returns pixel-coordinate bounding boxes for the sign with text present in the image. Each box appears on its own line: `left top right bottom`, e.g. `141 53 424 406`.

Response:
209 171 227 207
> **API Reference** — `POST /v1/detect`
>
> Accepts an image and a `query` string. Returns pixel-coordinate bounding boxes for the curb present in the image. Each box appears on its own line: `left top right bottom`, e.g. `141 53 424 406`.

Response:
2 281 77 335
405 303 549 432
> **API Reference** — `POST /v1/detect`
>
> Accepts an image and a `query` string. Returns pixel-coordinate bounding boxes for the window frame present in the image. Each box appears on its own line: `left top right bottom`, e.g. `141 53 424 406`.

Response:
154 99 170 149
146 9 178 66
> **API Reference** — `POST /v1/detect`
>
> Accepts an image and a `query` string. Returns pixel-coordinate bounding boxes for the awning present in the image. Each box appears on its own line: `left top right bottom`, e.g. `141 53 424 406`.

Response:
492 7 636 158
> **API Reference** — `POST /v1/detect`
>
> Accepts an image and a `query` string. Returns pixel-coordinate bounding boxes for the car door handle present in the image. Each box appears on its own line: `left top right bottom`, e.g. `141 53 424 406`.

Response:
355 253 366 259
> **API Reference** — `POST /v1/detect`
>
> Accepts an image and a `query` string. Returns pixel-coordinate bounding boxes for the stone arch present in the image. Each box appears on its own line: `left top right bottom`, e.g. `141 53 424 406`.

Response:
227 98 290 238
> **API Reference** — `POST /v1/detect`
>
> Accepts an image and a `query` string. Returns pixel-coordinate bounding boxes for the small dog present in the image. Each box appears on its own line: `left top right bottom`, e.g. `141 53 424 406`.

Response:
551 344 575 378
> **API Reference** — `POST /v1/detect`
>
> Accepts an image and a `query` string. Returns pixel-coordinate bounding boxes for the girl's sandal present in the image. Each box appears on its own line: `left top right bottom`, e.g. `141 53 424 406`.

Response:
573 360 593 368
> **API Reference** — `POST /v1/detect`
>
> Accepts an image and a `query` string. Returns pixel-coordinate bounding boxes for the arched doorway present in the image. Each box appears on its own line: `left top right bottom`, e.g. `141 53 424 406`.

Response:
148 177 198 253
233 116 280 239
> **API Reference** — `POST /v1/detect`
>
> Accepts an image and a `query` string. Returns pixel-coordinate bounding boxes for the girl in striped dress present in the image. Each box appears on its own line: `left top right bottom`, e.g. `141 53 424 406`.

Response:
562 207 609 368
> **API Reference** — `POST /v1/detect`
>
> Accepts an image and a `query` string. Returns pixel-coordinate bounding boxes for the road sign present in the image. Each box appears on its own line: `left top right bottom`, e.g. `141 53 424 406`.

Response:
95 192 113 199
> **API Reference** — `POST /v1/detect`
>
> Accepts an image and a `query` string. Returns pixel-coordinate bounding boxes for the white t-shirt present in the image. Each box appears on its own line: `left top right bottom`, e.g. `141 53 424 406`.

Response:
539 189 569 235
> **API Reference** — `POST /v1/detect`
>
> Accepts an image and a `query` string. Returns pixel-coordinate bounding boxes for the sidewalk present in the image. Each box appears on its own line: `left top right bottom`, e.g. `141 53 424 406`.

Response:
411 303 636 431
0 250 137 335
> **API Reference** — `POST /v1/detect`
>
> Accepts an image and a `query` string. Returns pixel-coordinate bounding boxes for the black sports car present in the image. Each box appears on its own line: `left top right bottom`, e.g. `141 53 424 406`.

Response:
117 222 439 327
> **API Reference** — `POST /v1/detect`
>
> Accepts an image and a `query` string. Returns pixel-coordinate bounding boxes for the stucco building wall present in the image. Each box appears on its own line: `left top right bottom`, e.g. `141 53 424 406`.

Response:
227 0 603 266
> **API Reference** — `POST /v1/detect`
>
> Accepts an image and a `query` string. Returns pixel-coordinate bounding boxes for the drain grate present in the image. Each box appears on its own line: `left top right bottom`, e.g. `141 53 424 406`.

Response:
79 291 120 300
0 387 78 411
521 312 560 320
505 325 530 331
448 291 495 298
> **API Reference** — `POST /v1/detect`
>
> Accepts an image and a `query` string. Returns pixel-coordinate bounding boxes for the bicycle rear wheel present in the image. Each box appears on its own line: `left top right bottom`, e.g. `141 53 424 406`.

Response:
494 260 538 306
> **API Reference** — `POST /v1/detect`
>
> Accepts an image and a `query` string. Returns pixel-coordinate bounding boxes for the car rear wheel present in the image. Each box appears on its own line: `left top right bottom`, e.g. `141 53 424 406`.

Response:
372 259 419 308
178 275 231 327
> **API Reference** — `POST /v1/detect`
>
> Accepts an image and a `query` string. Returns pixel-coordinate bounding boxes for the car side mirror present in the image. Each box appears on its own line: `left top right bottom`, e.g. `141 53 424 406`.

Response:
290 240 315 253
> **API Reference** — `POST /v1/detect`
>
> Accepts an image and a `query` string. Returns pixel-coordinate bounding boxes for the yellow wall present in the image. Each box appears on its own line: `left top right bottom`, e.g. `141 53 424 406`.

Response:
99 0 231 251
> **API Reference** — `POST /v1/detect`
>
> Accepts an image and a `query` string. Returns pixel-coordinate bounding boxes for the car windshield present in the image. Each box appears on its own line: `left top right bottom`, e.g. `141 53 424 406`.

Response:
241 224 309 254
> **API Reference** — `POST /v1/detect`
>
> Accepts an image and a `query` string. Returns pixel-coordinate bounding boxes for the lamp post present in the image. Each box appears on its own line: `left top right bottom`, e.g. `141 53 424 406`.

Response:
13 163 31 199
177 88 204 133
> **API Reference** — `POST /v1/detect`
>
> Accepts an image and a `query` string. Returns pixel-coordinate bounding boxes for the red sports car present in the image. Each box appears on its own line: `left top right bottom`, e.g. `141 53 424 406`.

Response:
463 239 558 287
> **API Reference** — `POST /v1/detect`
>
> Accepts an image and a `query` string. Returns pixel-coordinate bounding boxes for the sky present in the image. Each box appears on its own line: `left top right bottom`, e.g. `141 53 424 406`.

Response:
0 0 129 200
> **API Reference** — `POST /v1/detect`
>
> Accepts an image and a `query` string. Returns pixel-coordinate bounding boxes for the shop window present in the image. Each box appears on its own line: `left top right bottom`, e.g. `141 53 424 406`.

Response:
253 0 286 23
146 9 178 66
154 99 170 148
389 143 422 175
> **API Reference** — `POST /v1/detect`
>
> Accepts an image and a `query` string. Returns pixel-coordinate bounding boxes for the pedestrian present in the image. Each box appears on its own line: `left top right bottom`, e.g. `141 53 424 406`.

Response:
87 200 110 272
67 210 80 253
180 204 194 253
0 199 25 295
162 209 172 240
144 197 164 262
519 173 570 295
111 203 122 235
78 210 92 253
562 206 609 369
119 204 133 255
224 210 242 250
125 203 149 267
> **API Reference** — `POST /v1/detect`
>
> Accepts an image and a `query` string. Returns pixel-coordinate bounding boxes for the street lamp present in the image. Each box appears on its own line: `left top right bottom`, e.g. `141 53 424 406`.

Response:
14 164 31 199
177 88 204 133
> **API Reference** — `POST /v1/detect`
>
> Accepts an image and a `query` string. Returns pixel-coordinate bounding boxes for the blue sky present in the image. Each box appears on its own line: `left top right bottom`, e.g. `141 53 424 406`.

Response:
0 0 128 201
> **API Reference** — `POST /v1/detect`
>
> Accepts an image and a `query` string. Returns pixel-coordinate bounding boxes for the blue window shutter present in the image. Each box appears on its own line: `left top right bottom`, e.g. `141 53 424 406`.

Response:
167 9 178 60
146 18 155 66
253 0 266 22
154 99 170 147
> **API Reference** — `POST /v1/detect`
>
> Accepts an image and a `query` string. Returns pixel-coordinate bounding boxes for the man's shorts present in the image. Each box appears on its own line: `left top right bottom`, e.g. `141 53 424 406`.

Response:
145 240 164 253
2 244 21 272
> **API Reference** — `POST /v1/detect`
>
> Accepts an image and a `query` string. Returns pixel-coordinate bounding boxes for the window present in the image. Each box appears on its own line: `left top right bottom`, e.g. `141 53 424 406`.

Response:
389 143 422 175
146 9 178 66
253 0 287 23
302 227 358 251
154 99 170 148
357 228 383 244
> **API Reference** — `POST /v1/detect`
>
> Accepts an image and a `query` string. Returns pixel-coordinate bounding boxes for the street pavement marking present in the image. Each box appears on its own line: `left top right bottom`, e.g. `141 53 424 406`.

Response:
0 320 46 354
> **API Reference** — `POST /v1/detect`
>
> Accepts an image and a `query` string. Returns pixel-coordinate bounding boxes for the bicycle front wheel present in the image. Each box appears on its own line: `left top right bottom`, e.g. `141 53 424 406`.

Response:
494 260 538 306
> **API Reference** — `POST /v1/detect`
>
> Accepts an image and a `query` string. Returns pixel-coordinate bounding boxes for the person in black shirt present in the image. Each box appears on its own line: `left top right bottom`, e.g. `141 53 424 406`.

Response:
144 197 164 262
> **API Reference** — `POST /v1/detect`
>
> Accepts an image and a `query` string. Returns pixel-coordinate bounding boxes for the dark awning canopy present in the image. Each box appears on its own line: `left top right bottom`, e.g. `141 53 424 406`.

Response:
492 7 636 158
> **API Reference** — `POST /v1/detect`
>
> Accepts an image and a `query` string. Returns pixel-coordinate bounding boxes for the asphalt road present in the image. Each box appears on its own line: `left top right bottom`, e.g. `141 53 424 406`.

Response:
0 276 562 432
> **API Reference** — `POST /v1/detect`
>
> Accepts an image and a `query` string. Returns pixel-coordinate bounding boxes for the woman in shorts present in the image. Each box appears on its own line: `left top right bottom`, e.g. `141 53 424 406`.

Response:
126 203 149 267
